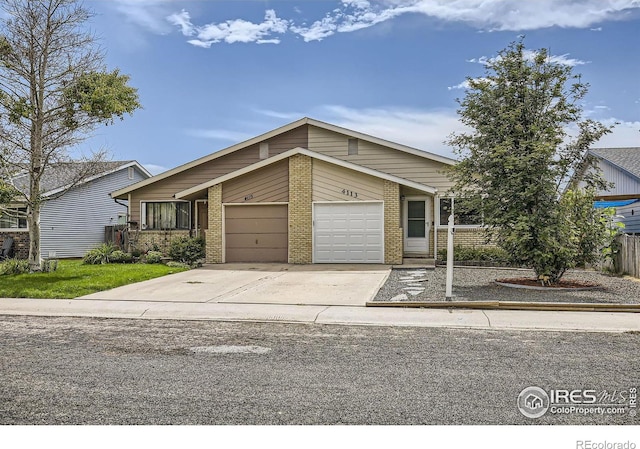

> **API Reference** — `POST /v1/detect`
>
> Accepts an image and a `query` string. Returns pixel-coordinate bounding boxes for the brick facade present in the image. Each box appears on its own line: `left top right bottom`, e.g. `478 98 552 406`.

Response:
133 230 190 255
0 232 29 259
383 181 403 264
288 154 313 263
205 184 223 263
435 226 495 257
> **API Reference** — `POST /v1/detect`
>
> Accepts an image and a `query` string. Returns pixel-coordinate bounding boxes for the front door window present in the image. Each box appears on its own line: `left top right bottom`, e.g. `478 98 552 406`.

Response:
407 201 426 238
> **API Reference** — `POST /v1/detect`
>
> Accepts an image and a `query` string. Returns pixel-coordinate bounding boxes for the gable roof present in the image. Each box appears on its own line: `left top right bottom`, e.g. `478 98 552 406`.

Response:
111 117 456 198
589 147 640 182
175 147 438 200
11 161 151 198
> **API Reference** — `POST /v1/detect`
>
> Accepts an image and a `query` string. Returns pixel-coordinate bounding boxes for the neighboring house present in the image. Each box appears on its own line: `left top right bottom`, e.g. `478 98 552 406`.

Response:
0 161 151 259
112 117 487 265
586 147 640 234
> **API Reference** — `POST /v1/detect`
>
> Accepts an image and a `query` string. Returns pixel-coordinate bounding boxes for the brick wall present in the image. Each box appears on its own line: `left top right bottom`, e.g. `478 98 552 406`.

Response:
0 232 29 259
383 181 403 264
436 226 495 255
205 184 223 263
134 230 190 255
288 154 313 263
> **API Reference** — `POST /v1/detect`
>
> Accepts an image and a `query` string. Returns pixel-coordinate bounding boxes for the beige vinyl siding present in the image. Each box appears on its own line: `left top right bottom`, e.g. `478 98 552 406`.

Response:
129 126 307 222
312 160 384 201
223 159 289 203
308 126 454 192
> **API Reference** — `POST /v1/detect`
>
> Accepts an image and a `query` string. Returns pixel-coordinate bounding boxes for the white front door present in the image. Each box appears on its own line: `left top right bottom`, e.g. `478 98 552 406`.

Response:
403 197 431 254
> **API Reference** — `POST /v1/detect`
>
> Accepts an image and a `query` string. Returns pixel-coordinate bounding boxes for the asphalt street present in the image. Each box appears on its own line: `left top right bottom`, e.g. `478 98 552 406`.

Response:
0 316 638 425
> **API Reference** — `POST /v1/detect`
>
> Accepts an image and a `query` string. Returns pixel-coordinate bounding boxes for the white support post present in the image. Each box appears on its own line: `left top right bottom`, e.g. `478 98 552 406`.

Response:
445 214 455 300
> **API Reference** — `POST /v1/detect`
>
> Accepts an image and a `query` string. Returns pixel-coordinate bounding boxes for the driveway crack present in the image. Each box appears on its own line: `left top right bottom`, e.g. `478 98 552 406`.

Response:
481 310 492 328
313 306 331 323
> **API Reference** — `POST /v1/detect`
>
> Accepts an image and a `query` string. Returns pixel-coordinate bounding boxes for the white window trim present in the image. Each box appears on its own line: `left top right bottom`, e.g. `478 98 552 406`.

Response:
140 200 191 230
0 205 29 232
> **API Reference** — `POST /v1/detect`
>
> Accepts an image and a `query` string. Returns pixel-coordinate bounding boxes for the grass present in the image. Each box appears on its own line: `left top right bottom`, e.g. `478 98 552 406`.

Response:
0 260 189 299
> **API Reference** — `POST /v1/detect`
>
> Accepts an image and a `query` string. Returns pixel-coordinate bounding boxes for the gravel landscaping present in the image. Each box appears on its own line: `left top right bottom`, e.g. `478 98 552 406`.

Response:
372 267 640 304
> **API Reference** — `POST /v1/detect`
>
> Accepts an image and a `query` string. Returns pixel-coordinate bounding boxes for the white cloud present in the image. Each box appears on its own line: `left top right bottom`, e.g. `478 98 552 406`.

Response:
117 1 640 45
185 128 253 142
593 119 640 148
313 105 469 157
111 0 175 35
142 163 170 175
468 50 588 67
167 9 195 36
448 80 472 90
169 9 289 46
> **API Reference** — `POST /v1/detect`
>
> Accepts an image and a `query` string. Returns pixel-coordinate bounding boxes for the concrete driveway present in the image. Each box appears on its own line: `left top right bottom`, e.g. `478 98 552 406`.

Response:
79 264 391 306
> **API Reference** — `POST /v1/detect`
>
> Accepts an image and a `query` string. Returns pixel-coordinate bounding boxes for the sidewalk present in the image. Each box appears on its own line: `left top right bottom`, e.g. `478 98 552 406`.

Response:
1 297 639 333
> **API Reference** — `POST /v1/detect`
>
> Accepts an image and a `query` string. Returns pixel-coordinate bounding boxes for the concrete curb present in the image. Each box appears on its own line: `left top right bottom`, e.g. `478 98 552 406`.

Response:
367 300 640 313
1 297 640 333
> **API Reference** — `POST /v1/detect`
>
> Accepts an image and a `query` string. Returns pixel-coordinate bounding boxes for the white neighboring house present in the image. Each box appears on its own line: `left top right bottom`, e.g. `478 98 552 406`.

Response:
1 161 151 259
587 147 640 234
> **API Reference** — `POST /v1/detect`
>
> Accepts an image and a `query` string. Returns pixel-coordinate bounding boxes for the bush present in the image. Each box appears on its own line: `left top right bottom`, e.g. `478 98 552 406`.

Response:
165 261 191 269
110 250 133 263
144 250 163 264
168 236 205 264
438 246 511 264
0 258 30 275
83 243 116 265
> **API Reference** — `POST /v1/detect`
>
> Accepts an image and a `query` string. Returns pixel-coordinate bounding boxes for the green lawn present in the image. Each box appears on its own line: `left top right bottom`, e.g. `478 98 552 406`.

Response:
0 260 189 299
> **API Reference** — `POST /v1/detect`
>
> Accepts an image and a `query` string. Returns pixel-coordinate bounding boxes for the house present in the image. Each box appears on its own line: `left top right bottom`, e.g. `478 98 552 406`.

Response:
587 147 640 234
0 161 151 259
111 118 486 264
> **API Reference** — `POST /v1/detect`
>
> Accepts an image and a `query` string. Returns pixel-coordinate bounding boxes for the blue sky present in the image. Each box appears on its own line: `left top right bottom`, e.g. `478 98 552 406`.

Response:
84 0 640 174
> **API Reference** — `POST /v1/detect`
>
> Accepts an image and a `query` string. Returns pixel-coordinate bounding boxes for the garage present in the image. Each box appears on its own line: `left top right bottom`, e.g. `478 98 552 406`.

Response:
225 204 288 263
313 202 384 263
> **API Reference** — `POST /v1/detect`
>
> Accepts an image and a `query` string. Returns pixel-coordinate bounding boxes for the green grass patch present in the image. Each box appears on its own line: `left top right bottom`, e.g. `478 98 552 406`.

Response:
0 260 189 299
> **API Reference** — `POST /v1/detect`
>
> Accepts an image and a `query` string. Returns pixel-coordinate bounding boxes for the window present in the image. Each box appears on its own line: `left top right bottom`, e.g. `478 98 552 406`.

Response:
348 138 358 155
142 202 190 230
439 197 482 226
0 207 27 230
128 167 134 180
259 142 269 160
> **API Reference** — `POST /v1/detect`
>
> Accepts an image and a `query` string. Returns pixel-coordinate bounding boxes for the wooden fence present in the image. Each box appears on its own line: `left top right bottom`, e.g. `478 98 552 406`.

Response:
614 234 640 278
104 225 128 251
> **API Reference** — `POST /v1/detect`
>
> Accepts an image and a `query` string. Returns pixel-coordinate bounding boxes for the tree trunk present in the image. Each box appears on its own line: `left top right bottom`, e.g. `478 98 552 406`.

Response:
28 204 41 271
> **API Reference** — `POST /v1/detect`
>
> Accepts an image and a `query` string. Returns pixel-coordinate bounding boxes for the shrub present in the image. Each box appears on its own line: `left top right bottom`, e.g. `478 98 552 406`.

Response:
83 243 116 265
0 258 30 275
438 246 511 264
168 236 205 264
165 261 191 269
145 250 163 264
110 250 133 263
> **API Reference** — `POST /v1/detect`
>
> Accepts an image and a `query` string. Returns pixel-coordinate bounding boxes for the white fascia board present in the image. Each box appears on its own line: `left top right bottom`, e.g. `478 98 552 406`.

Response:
175 147 437 199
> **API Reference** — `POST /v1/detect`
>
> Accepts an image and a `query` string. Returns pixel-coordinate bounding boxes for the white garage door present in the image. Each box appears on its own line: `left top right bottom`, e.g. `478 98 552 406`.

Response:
314 202 384 263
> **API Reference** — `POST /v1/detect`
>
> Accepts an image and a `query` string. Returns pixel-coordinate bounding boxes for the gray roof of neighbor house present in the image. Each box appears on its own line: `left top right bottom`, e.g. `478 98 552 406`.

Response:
589 147 640 181
11 161 150 196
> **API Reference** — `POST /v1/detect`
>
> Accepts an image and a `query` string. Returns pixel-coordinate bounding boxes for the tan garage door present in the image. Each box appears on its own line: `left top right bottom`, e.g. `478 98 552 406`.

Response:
225 204 288 263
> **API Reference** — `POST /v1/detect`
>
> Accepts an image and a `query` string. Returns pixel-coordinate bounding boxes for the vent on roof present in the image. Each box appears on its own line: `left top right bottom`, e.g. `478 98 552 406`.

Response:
259 143 269 160
348 138 358 156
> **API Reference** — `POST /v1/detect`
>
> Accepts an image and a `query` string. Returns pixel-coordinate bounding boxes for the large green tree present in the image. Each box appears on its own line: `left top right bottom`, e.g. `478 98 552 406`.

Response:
448 39 614 284
0 0 140 270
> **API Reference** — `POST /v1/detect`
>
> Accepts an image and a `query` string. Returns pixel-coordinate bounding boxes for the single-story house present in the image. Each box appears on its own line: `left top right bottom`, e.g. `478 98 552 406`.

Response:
111 118 486 264
0 161 151 259
587 147 640 234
